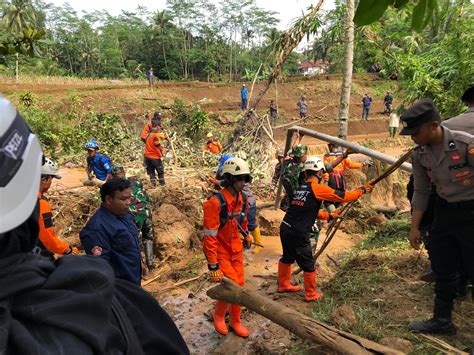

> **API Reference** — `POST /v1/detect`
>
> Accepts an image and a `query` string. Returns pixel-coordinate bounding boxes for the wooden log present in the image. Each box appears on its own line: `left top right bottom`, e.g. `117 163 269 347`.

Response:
207 278 402 355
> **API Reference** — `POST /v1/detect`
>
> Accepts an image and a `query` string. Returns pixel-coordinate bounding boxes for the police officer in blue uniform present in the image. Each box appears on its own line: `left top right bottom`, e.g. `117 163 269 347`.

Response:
401 99 474 335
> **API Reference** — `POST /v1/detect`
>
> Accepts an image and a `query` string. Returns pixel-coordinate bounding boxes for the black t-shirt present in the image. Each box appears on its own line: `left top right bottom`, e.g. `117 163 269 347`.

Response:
283 181 322 234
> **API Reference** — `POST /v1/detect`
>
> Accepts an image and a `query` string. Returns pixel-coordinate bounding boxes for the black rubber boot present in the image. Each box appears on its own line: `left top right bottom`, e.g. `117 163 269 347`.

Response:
408 318 456 335
409 298 456 335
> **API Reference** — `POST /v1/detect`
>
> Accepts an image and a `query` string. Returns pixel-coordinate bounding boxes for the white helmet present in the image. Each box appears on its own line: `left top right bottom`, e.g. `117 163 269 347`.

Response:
0 96 43 233
221 157 251 176
302 156 326 173
206 132 213 139
41 158 61 179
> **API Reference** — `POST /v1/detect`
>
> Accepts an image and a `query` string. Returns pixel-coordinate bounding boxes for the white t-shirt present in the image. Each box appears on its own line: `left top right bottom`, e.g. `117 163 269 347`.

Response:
389 113 400 128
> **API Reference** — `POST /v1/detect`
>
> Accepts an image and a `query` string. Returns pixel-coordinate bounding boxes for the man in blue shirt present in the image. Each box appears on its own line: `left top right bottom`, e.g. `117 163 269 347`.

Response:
361 93 372 120
80 178 142 285
85 140 113 185
240 84 248 111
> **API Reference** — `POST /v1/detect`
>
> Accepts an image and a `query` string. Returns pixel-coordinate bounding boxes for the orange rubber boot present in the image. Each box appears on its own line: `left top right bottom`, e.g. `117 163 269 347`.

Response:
213 301 229 335
228 305 250 337
278 261 302 292
303 270 323 301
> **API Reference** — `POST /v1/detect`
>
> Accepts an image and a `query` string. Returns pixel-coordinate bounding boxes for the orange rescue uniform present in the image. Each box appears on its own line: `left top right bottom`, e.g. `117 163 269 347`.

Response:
205 140 222 154
38 192 71 254
203 188 248 286
144 131 167 160
323 152 363 190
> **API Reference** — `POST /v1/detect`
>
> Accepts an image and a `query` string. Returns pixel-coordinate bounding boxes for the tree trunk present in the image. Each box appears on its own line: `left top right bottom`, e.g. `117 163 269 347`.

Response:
338 0 355 140
207 278 403 355
15 52 19 81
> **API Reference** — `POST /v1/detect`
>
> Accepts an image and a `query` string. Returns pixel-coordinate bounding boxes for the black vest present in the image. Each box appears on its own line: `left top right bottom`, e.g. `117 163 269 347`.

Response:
283 181 322 234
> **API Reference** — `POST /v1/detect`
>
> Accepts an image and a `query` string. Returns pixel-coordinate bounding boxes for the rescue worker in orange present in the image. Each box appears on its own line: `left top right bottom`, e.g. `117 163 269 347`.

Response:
204 132 222 154
323 143 372 211
38 158 78 258
203 157 253 337
278 156 373 301
144 118 170 186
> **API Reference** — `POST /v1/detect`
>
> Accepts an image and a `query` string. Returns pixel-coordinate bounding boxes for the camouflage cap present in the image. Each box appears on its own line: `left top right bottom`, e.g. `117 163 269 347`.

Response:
112 163 125 175
288 144 308 158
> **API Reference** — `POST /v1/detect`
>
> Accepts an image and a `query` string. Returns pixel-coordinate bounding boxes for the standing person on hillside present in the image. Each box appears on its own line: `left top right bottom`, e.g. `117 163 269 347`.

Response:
84 140 113 186
240 84 248 112
147 68 154 87
204 132 223 154
269 100 278 126
203 157 253 338
112 164 155 271
271 149 285 191
400 99 474 335
277 156 373 301
384 91 394 115
0 98 189 355
144 118 170 186
389 111 400 138
361 93 372 120
38 158 78 258
297 96 308 122
80 179 142 285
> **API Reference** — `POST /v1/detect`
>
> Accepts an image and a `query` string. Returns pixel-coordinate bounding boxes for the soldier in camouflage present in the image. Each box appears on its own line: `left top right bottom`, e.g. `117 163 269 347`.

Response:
112 164 155 270
280 144 308 210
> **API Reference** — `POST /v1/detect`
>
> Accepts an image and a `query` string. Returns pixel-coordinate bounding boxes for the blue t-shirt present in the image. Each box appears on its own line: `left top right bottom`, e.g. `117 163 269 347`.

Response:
362 96 372 107
80 206 141 285
241 87 248 100
87 153 112 181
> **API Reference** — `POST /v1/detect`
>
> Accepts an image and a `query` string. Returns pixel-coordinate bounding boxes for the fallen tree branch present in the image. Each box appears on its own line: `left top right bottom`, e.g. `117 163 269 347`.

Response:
158 272 207 293
419 334 468 355
207 278 403 355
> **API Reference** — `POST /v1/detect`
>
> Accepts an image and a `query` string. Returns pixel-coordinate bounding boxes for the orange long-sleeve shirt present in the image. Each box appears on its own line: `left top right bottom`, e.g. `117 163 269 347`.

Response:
203 188 248 264
323 152 363 181
38 192 70 254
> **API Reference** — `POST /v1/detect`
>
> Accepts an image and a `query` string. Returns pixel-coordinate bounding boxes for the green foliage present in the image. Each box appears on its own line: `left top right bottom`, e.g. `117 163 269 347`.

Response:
356 218 410 250
20 96 141 162
354 0 438 32
170 98 208 141
18 91 36 107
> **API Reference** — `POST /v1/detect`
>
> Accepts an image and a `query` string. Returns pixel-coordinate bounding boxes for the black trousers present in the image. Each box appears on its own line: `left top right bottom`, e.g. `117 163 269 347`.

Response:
279 223 315 272
429 197 474 318
145 158 164 185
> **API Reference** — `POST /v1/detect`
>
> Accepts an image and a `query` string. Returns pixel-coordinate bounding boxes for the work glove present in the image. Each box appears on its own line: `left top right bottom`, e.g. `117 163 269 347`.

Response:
208 264 223 283
363 159 373 167
243 234 253 249
359 182 374 194
328 208 342 222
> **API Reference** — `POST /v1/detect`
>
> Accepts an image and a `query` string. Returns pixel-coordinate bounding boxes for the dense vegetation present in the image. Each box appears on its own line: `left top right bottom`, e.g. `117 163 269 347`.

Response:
312 0 473 115
1 0 301 81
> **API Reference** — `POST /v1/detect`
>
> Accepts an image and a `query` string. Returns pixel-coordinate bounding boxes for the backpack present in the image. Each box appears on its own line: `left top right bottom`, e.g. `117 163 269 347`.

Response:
213 191 248 229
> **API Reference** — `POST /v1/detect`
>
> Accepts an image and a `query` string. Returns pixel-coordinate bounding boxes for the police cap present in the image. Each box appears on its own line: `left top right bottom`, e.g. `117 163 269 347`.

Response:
461 84 474 103
399 98 440 135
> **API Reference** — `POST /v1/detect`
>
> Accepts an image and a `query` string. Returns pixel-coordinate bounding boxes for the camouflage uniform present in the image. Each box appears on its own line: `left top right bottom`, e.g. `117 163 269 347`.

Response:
280 144 308 209
128 178 155 243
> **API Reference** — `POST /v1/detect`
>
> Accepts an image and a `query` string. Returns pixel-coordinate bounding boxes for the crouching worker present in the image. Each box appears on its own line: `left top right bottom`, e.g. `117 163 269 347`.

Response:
203 157 252 337
278 156 373 301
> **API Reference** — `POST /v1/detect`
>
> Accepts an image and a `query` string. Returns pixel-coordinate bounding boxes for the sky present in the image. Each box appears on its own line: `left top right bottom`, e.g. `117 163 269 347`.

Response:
47 0 335 30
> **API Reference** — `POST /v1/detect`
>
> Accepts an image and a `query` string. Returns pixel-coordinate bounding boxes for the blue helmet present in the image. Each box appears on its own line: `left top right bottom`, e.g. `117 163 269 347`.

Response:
217 154 234 177
84 140 99 150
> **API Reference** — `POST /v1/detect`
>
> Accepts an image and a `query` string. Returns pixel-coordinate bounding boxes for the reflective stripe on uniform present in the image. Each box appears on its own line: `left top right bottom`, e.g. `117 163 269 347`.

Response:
204 229 218 236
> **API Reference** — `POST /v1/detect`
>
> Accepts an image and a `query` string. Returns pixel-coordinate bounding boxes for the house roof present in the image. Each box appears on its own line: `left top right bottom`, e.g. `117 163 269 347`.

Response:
298 60 332 69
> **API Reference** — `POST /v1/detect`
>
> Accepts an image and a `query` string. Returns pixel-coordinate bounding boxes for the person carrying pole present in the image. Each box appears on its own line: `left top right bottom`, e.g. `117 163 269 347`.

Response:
278 156 373 301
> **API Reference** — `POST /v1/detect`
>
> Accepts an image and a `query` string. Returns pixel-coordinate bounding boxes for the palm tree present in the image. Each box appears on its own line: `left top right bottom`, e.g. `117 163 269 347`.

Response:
2 0 38 80
151 10 173 79
338 0 354 140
